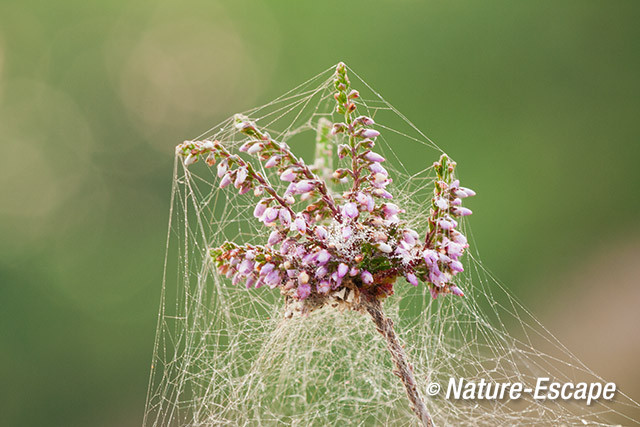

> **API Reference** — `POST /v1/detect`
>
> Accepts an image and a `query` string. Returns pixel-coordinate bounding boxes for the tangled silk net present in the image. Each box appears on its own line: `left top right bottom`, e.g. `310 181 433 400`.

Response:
143 65 639 426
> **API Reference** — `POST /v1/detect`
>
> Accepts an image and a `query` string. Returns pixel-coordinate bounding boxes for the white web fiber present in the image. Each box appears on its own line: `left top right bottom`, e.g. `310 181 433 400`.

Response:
143 65 639 426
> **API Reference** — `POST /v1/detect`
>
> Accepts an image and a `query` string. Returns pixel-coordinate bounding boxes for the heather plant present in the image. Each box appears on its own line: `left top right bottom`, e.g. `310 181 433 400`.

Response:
148 63 638 427
175 63 475 426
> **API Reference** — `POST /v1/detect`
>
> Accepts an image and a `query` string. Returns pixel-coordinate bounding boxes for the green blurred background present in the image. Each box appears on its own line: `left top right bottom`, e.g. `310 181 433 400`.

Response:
1 1 639 425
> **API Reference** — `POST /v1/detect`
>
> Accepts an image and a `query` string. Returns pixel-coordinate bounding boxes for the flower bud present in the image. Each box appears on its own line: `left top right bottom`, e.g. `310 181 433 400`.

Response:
361 270 374 285
296 283 311 299
364 151 385 163
337 263 349 278
406 272 419 286
453 207 472 217
219 174 232 188
342 202 359 219
247 142 264 155
280 168 297 182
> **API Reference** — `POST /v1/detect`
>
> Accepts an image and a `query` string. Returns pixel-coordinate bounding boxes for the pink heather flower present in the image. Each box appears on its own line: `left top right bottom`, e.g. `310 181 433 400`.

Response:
234 167 248 187
292 216 307 234
280 168 297 182
279 209 292 226
377 242 393 253
382 203 401 218
337 263 349 278
268 230 283 246
437 218 454 230
298 271 310 284
238 259 254 275
265 270 281 288
253 202 267 219
260 263 275 276
316 249 331 265
296 180 315 193
265 156 279 168
406 272 419 286
245 275 256 289
217 160 228 178
314 226 328 240
451 198 462 206
317 280 331 294
183 154 196 166
449 260 464 273
342 202 359 219
239 142 251 152
361 270 374 285
341 226 352 240
356 115 375 126
452 232 468 245
315 265 328 278
247 142 264 155
447 242 465 259
296 283 311 299
360 129 380 139
450 285 464 296
373 189 393 199
364 151 385 163
349 267 359 276
453 207 472 217
423 249 438 266
460 187 476 197
434 197 448 210
369 162 388 176
219 174 232 188
263 207 279 224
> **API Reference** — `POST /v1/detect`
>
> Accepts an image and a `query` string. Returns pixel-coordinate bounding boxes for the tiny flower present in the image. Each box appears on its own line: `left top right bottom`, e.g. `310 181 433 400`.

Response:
453 207 472 217
314 226 328 240
360 129 380 139
263 207 279 224
449 260 464 273
234 167 248 187
315 265 328 278
361 270 374 285
342 202 359 219
377 242 393 253
184 154 197 166
296 283 311 299
349 267 359 276
268 230 283 246
460 187 476 197
316 249 331 265
280 168 297 182
341 226 352 240
253 202 267 219
382 203 401 218
292 216 307 234
298 271 310 284
406 272 418 286
296 180 316 193
337 263 349 278
356 115 374 126
265 156 279 168
317 280 331 294
217 160 228 178
247 142 264 155
450 285 464 297
219 174 232 188
279 209 292 226
364 151 385 163
434 197 449 210
369 162 388 176
437 218 454 230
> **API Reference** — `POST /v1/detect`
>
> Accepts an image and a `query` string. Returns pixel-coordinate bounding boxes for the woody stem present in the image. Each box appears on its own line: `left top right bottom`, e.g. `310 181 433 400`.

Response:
362 294 433 427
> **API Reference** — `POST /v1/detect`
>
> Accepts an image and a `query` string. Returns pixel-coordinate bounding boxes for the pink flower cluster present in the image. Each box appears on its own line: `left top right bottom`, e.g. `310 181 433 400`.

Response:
177 63 475 312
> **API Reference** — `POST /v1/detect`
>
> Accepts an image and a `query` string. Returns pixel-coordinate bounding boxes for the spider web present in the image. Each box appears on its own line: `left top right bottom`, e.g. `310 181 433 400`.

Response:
143 65 639 426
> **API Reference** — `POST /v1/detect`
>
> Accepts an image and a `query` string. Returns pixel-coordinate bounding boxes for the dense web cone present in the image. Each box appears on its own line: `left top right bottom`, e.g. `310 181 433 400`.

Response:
144 64 640 426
